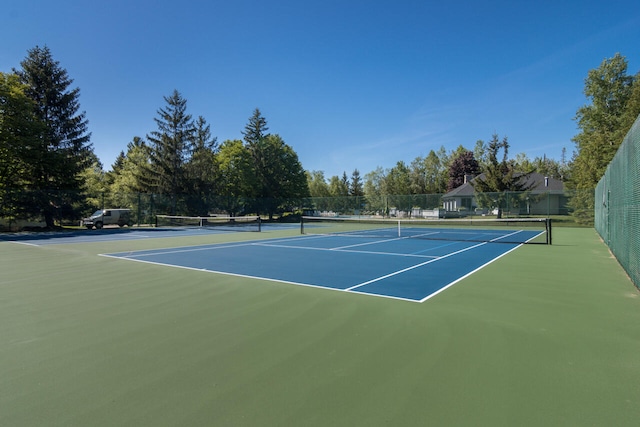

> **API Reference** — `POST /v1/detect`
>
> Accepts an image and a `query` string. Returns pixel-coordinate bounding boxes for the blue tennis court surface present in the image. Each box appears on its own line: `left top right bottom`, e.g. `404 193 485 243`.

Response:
103 232 530 303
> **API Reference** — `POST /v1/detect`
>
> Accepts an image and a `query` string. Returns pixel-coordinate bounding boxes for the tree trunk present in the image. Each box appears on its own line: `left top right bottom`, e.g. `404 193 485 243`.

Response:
43 209 55 228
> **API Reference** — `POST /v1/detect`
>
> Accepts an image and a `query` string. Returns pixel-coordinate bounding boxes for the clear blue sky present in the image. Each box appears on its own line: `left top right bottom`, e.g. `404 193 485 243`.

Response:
2 0 639 178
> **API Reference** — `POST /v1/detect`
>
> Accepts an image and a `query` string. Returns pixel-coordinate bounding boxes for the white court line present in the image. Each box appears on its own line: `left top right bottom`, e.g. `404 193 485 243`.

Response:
251 241 439 259
9 241 40 247
346 241 488 291
99 251 423 303
329 232 439 250
489 229 525 242
106 241 255 258
410 240 463 255
100 232 529 303
418 243 523 303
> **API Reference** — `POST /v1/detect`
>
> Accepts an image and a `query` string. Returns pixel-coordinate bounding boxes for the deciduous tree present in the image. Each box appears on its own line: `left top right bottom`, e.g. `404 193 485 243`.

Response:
0 72 45 218
447 150 479 191
217 139 253 216
571 53 638 189
307 170 330 198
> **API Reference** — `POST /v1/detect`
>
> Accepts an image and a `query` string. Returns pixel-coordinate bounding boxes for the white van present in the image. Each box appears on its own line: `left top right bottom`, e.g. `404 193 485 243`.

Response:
83 209 133 229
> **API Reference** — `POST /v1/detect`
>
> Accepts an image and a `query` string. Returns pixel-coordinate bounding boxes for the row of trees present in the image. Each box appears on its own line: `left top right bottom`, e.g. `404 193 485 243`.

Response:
1 46 639 226
306 133 555 217
92 94 309 219
306 53 640 222
1 46 310 224
307 136 567 209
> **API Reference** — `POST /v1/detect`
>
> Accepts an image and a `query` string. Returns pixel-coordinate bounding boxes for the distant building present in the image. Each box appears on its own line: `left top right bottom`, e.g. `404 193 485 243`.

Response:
442 172 566 215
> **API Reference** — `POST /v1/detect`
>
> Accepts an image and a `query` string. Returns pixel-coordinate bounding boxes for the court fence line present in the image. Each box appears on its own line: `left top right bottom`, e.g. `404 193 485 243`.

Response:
594 114 640 291
1 188 592 232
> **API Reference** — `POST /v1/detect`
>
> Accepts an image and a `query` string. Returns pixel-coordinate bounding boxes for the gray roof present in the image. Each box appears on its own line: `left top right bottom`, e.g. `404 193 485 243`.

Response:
443 172 564 198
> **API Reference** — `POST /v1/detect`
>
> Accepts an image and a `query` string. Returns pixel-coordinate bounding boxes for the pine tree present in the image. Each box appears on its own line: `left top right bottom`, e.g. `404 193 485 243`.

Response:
241 108 270 199
242 108 269 147
14 46 93 227
349 169 364 196
185 116 218 215
472 134 531 218
146 90 195 214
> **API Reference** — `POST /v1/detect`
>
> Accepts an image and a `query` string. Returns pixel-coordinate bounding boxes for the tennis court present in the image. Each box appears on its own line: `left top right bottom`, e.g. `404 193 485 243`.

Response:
3 222 640 426
104 222 541 302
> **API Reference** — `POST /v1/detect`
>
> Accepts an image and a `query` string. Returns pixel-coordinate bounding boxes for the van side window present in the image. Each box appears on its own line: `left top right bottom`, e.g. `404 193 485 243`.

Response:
104 211 111 216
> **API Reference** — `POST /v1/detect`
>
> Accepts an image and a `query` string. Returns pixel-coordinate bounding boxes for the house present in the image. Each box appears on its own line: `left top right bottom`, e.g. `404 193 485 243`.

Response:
442 173 566 216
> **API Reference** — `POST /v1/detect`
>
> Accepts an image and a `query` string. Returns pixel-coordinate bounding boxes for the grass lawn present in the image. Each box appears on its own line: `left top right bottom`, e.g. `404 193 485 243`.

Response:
1 227 639 426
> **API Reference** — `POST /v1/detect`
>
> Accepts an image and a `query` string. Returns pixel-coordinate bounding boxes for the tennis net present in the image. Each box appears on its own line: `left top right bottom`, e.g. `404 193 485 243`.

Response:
301 216 551 244
155 215 261 232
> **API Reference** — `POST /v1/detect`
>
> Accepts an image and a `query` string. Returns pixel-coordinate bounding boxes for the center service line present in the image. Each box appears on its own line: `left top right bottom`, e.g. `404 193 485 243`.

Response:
346 241 488 291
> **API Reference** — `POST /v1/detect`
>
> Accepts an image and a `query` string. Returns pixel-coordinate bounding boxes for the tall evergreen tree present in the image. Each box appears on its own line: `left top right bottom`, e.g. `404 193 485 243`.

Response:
349 169 364 196
341 171 350 192
242 108 269 147
146 90 195 214
185 116 218 215
472 134 531 218
241 108 270 198
14 46 93 226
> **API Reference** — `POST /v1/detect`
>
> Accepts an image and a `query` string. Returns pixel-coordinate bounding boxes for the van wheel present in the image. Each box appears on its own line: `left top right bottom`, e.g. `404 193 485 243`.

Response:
95 221 103 229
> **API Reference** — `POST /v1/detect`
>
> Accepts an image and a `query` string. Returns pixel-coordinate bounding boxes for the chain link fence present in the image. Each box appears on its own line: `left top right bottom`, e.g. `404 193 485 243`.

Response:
595 114 640 290
2 187 593 232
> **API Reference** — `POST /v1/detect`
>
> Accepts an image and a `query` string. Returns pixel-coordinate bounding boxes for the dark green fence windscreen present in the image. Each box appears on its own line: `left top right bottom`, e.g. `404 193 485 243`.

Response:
595 114 640 290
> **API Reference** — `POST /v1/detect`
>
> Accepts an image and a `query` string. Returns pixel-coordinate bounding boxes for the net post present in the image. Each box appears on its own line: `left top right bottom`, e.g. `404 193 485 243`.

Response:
154 215 158 228
300 216 305 234
258 217 261 232
547 218 552 245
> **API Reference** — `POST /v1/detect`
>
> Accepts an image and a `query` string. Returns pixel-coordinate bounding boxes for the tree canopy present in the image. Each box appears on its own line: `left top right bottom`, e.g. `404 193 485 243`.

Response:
3 45 638 227
8 46 93 226
571 53 640 190
472 134 532 218
447 150 479 191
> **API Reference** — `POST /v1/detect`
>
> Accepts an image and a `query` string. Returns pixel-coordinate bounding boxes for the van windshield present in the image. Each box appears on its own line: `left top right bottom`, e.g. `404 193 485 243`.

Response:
91 210 103 217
